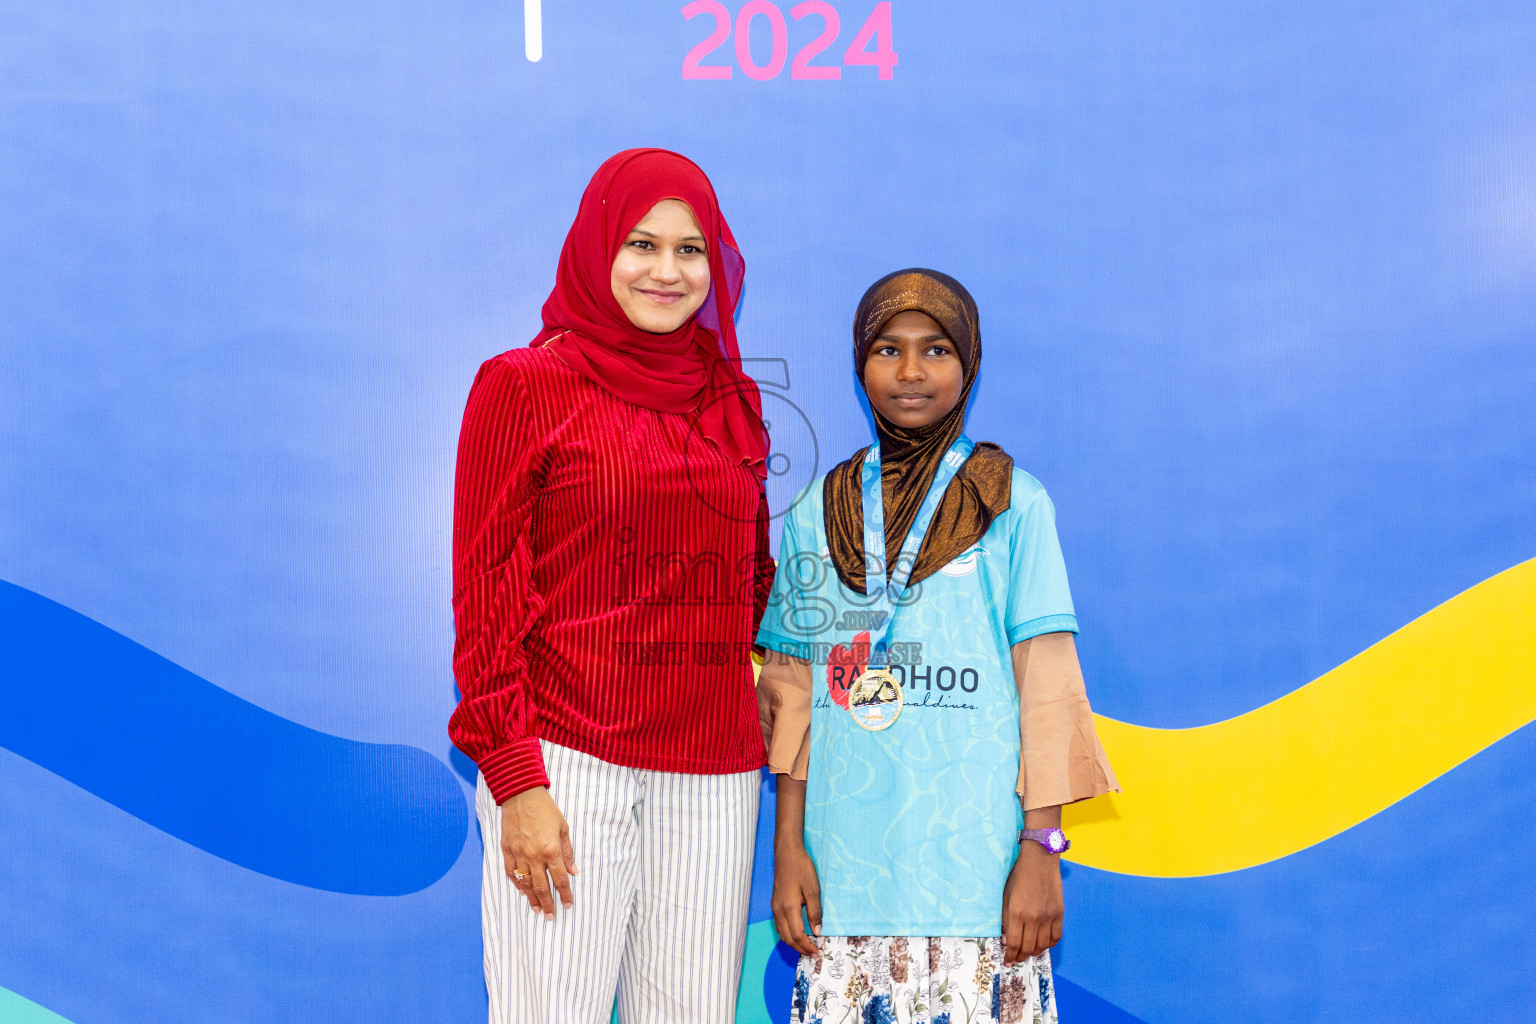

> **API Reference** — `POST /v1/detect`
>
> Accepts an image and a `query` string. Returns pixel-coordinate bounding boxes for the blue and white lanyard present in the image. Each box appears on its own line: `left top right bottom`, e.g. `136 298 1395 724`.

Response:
859 434 974 671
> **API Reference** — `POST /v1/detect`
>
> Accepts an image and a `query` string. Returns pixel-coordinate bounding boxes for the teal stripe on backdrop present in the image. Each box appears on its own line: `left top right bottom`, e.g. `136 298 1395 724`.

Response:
0 986 72 1024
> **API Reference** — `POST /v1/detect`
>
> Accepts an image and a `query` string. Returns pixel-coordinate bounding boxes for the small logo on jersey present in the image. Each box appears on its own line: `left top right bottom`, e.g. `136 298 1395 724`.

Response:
937 546 984 576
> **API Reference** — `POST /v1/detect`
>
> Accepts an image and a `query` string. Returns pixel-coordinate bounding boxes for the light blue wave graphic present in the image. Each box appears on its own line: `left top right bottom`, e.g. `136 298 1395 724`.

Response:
0 581 468 896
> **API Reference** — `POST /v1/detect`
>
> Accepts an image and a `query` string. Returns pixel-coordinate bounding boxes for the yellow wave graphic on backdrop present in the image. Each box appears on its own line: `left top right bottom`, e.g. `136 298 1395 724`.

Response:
1062 557 1536 877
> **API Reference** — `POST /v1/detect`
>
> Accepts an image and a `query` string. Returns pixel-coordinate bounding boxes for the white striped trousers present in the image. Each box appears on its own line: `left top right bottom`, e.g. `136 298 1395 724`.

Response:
476 741 759 1024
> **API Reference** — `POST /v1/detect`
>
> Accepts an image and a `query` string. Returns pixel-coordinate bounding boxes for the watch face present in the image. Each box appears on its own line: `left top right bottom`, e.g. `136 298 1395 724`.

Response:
1047 830 1066 852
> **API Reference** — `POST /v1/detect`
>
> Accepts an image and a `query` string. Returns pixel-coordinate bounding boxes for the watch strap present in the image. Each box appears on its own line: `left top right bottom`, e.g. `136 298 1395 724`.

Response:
1018 827 1071 853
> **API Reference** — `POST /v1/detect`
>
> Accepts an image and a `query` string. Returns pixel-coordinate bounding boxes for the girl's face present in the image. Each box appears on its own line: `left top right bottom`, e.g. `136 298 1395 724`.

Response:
610 199 712 333
862 310 964 428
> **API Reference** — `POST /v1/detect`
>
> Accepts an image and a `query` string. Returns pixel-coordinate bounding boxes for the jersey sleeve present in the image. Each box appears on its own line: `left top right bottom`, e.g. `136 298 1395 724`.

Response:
1005 487 1079 644
755 501 817 656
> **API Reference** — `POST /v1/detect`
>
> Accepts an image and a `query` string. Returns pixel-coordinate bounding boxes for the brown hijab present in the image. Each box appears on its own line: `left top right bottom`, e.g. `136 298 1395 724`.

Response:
824 268 1015 594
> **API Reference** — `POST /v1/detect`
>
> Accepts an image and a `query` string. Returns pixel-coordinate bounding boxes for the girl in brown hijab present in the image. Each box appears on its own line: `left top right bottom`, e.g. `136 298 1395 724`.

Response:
755 269 1118 1024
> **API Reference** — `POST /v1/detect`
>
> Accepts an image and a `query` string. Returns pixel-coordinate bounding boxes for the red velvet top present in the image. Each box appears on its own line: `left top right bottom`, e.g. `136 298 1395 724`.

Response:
449 345 772 804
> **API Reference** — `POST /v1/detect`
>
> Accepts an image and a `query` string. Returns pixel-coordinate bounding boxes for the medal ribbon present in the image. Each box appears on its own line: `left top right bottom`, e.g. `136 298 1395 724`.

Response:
860 434 975 670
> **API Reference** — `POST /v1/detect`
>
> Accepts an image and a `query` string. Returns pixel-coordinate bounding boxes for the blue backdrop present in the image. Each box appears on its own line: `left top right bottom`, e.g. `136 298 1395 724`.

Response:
3 2 1534 1022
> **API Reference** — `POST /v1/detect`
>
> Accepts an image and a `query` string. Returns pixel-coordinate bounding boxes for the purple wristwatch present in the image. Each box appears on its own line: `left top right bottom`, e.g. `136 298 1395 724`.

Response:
1018 827 1070 853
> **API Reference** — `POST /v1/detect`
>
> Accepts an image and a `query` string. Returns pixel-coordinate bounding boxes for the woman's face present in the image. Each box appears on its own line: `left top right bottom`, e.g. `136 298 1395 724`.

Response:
862 310 965 428
610 199 712 333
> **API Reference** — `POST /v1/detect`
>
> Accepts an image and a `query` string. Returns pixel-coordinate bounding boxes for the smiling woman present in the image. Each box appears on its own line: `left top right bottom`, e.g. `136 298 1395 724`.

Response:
609 199 712 332
449 149 773 1024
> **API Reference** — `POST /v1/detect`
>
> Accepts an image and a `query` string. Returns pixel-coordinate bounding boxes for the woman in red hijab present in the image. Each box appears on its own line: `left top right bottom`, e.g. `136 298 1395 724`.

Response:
449 150 772 1024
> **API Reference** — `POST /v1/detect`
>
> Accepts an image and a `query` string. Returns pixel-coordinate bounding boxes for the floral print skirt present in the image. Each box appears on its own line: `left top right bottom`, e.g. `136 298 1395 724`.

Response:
791 935 1057 1024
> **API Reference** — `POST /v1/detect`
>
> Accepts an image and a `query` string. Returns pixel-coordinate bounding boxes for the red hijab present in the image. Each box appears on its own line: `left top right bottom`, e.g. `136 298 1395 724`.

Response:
537 149 767 480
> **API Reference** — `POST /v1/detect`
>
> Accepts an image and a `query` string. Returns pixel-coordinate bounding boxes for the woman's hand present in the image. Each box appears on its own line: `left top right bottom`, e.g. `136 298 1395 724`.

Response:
499 786 578 920
772 841 823 956
1003 806 1065 963
771 775 821 956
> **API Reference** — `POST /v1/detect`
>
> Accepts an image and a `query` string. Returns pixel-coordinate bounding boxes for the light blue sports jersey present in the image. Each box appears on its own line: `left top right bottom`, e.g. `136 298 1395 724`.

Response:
756 466 1077 936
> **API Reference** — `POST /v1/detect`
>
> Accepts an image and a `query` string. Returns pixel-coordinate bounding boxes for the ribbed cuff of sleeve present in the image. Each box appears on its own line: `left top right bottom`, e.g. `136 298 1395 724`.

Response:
478 738 549 805
756 630 809 658
1007 613 1079 645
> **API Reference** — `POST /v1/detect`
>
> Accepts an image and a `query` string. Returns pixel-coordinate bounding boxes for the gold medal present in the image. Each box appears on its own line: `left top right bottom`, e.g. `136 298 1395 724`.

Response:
847 667 903 731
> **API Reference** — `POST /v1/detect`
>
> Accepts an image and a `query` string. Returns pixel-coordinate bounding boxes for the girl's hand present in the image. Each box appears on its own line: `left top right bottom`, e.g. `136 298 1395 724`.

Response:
772 841 823 956
499 786 578 921
1002 841 1064 963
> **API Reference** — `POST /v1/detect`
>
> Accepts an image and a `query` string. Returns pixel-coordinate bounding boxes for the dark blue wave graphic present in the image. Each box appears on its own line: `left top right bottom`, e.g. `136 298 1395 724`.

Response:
1053 976 1150 1024
0 581 468 896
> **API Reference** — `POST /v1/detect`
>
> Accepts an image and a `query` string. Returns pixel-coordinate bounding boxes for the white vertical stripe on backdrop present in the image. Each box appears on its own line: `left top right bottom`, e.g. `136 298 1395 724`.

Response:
524 0 543 62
